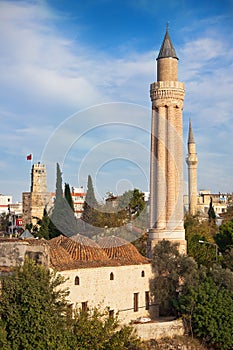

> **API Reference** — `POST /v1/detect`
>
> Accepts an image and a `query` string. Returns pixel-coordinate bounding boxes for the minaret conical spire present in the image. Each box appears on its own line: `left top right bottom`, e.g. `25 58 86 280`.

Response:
157 26 178 60
188 119 195 144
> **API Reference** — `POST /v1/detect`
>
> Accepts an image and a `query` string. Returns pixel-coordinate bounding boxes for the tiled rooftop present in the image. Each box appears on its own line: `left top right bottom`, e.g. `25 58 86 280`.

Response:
0 235 150 272
98 236 150 264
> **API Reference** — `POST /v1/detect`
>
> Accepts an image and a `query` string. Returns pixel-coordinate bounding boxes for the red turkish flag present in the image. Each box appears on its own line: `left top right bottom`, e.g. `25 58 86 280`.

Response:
26 154 32 160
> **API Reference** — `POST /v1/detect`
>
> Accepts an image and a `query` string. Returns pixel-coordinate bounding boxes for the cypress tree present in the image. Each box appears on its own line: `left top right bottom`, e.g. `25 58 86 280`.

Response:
208 197 216 222
85 175 98 209
81 175 99 227
64 183 74 211
38 208 50 239
50 163 77 238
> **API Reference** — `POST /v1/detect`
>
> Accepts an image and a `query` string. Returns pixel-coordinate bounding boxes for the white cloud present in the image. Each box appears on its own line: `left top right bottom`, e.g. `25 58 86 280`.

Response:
0 0 233 200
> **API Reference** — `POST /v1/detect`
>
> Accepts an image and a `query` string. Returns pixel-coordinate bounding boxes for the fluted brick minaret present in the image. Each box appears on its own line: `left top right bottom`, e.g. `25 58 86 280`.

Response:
186 120 198 215
147 28 187 256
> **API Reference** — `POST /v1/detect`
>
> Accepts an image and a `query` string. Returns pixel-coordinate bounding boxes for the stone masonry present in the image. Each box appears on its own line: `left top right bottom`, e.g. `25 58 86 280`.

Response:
22 163 52 226
148 28 187 255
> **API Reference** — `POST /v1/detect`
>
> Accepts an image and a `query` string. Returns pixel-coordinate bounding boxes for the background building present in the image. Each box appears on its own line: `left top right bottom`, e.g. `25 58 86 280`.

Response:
0 194 12 214
197 190 229 216
71 187 86 218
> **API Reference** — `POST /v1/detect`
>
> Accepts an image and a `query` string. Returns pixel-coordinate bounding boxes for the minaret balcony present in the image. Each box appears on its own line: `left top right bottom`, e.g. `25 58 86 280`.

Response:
150 81 185 102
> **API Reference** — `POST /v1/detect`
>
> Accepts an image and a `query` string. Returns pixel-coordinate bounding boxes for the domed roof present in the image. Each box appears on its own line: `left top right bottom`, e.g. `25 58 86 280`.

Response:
98 236 149 264
47 234 149 270
49 235 109 262
70 233 100 247
48 238 78 271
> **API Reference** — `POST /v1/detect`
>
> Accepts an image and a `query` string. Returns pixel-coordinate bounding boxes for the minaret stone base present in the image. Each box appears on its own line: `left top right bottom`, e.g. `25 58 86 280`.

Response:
147 229 187 258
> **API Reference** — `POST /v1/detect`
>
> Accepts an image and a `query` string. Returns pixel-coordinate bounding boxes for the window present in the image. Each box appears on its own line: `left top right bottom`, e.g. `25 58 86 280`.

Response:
109 310 114 318
75 276 80 285
145 291 149 310
141 270 145 277
25 252 42 265
110 272 114 280
82 301 88 312
134 293 139 312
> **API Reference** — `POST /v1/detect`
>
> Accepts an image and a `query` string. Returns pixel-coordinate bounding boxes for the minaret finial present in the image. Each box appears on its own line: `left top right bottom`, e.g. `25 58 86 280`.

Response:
157 23 178 60
188 119 195 144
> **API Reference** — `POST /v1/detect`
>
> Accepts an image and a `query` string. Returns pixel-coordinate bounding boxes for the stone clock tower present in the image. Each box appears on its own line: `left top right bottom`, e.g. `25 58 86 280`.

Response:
23 163 52 226
148 28 187 256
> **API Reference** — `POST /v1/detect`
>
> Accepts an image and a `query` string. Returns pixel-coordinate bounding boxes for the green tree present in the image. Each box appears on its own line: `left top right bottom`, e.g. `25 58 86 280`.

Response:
151 240 198 316
209 264 233 292
84 175 98 209
37 208 50 239
71 307 142 350
0 260 143 350
215 219 233 253
50 163 77 238
0 260 71 350
208 197 216 222
0 319 10 350
0 213 10 233
117 189 146 219
64 183 74 211
132 232 148 257
177 276 233 349
81 175 100 227
184 214 218 267
222 247 233 270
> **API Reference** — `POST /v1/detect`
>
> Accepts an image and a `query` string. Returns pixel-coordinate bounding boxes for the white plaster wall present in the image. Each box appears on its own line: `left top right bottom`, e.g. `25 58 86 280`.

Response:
60 263 154 324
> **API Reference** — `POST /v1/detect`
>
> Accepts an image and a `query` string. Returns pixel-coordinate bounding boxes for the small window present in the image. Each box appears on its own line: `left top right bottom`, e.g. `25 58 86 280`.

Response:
145 291 149 310
82 301 88 313
134 293 139 312
110 272 114 280
109 309 114 318
75 276 80 285
141 270 145 277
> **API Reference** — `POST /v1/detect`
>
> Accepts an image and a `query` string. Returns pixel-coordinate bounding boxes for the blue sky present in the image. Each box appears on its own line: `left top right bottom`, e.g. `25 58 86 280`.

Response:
0 0 233 202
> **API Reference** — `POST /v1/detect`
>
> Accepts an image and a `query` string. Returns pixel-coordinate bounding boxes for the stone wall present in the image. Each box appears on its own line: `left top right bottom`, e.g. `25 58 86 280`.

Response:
22 192 52 226
60 263 157 324
0 240 49 268
134 318 184 340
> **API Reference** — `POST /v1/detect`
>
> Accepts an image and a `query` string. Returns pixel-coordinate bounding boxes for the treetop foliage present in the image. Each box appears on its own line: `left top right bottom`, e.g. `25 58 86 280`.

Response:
50 163 77 238
64 183 74 212
151 240 233 349
0 260 143 350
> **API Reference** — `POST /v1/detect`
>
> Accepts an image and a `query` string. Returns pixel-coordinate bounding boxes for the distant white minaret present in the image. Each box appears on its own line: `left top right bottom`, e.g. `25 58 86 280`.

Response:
186 120 198 215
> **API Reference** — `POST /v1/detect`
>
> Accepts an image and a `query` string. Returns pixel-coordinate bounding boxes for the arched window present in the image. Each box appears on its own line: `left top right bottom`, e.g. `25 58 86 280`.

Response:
141 270 145 277
110 272 114 280
75 276 80 285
